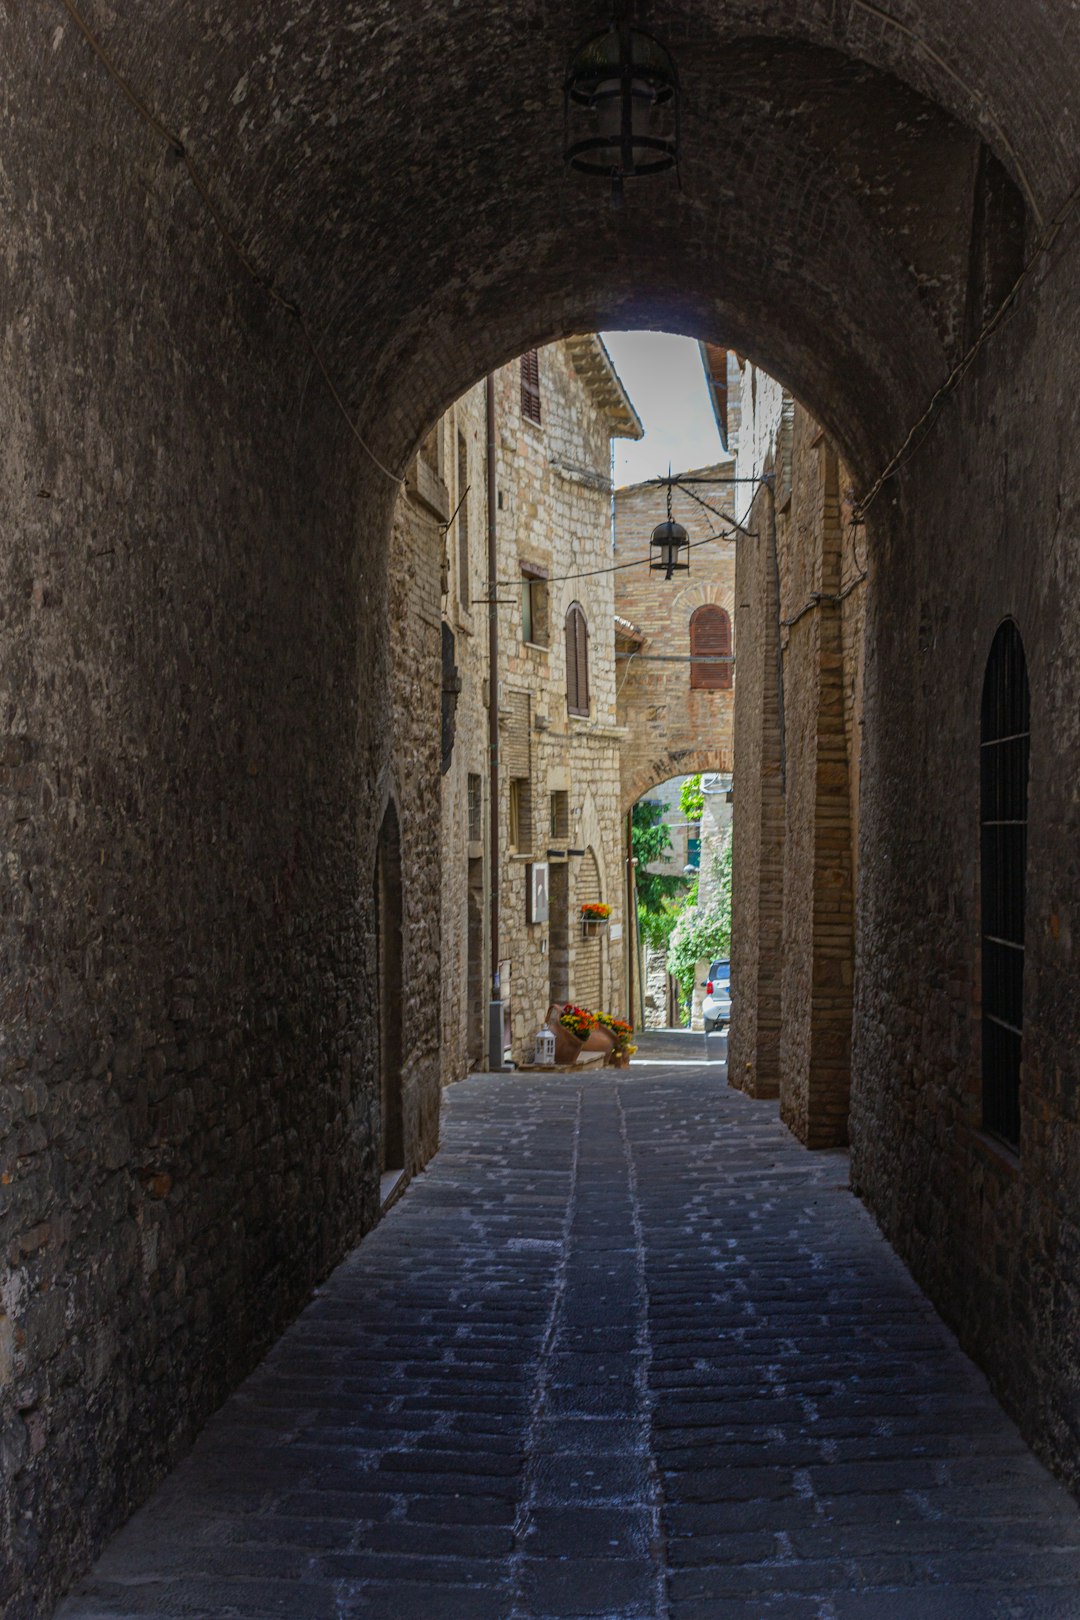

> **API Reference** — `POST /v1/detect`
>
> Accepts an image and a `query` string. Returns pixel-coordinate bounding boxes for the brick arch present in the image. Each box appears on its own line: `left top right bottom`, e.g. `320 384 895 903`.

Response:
624 751 733 818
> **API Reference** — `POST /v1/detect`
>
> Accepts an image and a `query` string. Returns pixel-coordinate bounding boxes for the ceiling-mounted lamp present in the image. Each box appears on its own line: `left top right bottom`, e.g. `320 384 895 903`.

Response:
650 477 689 581
564 14 679 206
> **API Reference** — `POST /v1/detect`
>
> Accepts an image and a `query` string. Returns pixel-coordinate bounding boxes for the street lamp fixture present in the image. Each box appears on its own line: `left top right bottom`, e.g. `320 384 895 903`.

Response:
650 479 689 580
564 18 679 205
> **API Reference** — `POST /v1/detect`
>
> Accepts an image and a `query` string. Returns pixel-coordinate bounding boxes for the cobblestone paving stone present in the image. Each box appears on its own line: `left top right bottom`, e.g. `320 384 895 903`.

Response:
56 1053 1080 1619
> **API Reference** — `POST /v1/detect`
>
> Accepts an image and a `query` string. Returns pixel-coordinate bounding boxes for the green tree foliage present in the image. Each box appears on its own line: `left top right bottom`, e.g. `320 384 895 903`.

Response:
679 774 705 822
668 835 733 1014
631 800 691 914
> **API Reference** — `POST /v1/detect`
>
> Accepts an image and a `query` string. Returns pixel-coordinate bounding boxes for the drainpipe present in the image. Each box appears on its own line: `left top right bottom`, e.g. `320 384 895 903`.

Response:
625 810 636 1030
486 374 503 1071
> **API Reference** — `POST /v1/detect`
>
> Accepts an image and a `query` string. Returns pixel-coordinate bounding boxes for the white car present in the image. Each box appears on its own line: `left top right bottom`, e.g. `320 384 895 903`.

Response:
702 959 731 1033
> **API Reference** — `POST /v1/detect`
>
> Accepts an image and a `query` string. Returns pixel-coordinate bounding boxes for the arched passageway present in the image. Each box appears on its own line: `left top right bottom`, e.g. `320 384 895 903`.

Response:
5 4 1080 1610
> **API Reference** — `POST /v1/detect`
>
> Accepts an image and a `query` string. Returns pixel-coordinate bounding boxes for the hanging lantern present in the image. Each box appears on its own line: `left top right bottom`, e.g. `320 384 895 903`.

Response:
564 19 679 205
650 480 689 579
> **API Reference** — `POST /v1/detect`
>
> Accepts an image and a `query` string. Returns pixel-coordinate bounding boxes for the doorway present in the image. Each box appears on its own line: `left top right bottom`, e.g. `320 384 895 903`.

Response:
376 799 405 1183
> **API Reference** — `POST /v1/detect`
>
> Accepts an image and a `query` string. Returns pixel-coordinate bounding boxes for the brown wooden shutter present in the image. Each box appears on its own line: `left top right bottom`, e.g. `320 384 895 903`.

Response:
520 350 541 425
690 605 732 690
566 604 589 716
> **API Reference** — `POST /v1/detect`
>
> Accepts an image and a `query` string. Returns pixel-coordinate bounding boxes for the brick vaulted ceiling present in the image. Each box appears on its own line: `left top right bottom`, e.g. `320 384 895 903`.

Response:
12 2 1080 482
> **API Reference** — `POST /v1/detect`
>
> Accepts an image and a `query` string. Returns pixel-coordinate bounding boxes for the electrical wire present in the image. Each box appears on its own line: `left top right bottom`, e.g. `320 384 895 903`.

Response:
488 517 749 592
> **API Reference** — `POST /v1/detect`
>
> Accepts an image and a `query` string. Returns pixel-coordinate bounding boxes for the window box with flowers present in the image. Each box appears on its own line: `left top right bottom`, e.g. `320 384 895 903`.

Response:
580 902 612 938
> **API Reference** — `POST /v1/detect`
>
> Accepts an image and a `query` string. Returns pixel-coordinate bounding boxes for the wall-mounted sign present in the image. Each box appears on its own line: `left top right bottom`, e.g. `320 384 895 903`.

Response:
610 923 623 941
527 861 549 924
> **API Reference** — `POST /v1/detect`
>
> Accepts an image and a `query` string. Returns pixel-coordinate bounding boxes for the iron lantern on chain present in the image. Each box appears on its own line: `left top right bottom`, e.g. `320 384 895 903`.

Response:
564 18 679 205
650 480 689 580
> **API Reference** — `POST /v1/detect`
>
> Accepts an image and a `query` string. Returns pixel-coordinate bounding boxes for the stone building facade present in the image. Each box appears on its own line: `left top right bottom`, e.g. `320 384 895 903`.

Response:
614 462 738 812
413 338 642 1078
727 360 864 1145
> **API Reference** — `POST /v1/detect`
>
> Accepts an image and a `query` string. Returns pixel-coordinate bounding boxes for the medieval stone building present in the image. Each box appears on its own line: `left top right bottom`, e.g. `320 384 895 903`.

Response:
395 337 642 1079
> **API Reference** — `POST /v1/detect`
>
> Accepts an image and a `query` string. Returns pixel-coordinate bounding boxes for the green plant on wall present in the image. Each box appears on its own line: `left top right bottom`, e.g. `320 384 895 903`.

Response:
679 774 705 822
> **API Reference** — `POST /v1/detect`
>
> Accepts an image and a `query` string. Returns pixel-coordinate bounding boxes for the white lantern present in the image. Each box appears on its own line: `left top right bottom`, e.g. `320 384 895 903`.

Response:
534 1026 557 1067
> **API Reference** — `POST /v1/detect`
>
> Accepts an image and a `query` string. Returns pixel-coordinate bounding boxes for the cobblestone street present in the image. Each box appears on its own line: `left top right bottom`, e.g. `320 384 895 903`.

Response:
58 1056 1080 1619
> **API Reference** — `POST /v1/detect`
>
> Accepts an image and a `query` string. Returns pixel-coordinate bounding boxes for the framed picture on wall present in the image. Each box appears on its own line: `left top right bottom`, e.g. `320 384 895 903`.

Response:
527 861 549 924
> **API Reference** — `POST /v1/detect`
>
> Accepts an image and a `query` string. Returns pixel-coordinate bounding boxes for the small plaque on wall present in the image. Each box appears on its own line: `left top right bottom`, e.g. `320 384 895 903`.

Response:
610 923 623 941
527 861 549 924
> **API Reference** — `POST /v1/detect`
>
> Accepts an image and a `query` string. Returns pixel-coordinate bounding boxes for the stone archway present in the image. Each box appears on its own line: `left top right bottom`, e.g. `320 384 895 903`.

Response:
8 4 1080 1604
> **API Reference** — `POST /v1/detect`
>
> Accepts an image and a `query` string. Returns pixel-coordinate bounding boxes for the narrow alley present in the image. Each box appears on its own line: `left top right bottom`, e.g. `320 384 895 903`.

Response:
58 1049 1080 1620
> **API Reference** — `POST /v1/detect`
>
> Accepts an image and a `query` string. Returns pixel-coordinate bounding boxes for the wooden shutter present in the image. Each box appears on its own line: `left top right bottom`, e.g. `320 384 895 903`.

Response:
690 605 732 691
566 603 589 716
520 350 542 424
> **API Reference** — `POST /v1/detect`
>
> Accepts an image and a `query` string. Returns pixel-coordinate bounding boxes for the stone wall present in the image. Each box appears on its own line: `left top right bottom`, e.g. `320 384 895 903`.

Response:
0 55 442 1618
730 383 862 1136
421 341 639 1079
728 373 787 1100
848 254 1080 1498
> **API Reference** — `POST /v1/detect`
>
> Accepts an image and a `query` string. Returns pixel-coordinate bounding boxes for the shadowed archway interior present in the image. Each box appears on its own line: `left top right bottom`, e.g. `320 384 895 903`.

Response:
6 3 1080 1612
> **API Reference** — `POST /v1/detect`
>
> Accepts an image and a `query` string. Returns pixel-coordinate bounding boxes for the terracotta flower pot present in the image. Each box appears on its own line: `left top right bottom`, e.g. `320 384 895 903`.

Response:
580 1025 616 1056
551 1020 587 1065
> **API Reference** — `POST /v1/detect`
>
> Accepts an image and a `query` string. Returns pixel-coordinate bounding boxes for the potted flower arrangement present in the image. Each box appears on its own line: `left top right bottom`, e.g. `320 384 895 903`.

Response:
548 1002 615 1064
580 901 612 938
550 1001 596 1064
595 1011 637 1068
559 1003 595 1040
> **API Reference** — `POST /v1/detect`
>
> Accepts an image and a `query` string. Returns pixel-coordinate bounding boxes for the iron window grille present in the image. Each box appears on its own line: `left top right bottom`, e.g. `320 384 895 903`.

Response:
980 618 1029 1147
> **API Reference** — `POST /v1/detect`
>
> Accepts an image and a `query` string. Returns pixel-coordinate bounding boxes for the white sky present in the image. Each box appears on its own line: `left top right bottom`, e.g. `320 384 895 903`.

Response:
601 330 724 489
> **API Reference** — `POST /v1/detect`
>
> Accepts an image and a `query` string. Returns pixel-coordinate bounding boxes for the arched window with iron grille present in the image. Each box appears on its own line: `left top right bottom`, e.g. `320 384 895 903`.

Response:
980 618 1029 1147
689 604 732 690
566 603 589 717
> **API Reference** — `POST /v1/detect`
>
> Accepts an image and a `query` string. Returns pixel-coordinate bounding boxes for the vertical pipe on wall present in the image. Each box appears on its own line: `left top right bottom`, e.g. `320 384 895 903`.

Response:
626 810 636 1029
486 373 503 1070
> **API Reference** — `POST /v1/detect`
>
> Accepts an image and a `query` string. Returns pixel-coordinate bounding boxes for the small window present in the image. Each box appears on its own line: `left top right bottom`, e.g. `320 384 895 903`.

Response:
565 603 589 718
457 431 470 606
980 619 1029 1147
467 773 483 844
520 350 542 425
549 791 569 841
690 605 733 690
509 778 532 853
521 568 548 646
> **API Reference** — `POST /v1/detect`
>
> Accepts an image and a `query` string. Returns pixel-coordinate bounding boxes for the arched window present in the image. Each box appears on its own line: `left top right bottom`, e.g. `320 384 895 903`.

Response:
980 619 1029 1147
566 603 589 717
690 604 732 690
